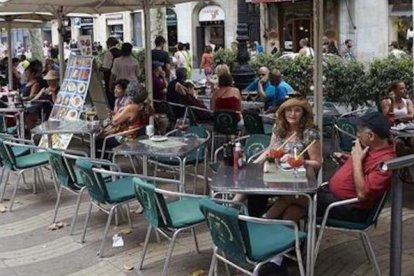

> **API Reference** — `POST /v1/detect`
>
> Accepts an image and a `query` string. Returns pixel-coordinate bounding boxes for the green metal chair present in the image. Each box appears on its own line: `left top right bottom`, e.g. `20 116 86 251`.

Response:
48 149 88 235
0 114 18 136
75 158 136 257
152 126 210 193
334 117 357 152
314 183 388 276
211 109 240 159
0 138 50 211
213 134 270 164
134 178 206 276
242 109 272 135
199 198 306 276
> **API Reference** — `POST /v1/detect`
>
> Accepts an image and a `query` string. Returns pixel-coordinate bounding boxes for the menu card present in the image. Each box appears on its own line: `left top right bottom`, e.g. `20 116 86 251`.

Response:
38 56 93 149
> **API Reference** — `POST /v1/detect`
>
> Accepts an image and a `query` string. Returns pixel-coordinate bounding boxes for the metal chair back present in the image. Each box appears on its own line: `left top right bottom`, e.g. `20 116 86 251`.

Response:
242 109 265 135
199 198 247 264
0 139 14 169
244 134 270 161
75 159 109 204
334 117 357 152
213 109 239 136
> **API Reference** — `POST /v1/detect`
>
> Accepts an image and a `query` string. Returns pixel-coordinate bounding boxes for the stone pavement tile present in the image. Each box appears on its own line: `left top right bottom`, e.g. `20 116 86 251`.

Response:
0 267 19 276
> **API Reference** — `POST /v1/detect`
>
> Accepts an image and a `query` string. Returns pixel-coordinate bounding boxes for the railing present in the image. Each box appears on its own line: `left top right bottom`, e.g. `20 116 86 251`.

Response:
380 154 414 276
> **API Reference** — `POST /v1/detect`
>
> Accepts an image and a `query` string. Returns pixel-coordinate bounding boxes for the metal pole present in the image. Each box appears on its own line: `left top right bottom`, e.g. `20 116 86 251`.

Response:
57 9 65 83
144 0 154 125
7 20 13 90
390 172 403 276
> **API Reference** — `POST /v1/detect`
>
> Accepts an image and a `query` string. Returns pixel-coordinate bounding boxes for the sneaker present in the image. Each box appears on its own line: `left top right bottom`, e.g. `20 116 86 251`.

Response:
258 261 288 276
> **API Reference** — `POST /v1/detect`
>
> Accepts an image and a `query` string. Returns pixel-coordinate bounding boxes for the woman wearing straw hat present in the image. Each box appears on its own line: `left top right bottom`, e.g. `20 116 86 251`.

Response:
31 69 60 103
246 97 322 218
25 69 60 129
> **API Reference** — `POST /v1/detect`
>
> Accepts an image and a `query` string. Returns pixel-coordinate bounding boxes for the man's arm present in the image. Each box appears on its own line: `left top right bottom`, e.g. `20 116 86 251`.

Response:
351 140 370 200
257 81 267 101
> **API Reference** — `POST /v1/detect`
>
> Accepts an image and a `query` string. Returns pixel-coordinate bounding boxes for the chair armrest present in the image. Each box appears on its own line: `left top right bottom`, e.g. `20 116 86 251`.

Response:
247 149 265 163
100 126 143 158
334 124 357 139
318 197 360 230
239 215 301 232
92 168 180 185
0 135 35 145
63 153 120 172
340 108 368 118
3 140 43 151
320 181 328 187
210 198 249 215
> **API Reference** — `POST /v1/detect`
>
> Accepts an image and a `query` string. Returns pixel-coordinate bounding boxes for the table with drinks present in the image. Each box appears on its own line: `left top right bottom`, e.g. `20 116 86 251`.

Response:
112 133 209 193
210 160 318 276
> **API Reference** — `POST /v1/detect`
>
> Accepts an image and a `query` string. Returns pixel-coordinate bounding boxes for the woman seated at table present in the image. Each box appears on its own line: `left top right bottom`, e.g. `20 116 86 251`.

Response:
211 72 242 117
29 70 60 121
96 81 153 158
207 62 230 91
380 80 414 124
167 67 211 121
112 79 130 114
240 97 322 217
20 62 41 101
381 80 414 156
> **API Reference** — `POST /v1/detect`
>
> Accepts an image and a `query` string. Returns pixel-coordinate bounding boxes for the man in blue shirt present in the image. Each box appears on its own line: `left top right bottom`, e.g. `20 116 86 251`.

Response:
245 66 276 109
264 69 294 113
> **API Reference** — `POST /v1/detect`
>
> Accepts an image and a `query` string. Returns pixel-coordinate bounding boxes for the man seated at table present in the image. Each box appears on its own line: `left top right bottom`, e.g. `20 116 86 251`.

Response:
256 112 395 275
264 112 396 223
244 66 274 109
262 69 294 114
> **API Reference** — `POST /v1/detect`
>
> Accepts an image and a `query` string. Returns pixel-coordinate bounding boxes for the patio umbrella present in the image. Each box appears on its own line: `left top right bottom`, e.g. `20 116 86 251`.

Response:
1 0 202 115
0 13 55 89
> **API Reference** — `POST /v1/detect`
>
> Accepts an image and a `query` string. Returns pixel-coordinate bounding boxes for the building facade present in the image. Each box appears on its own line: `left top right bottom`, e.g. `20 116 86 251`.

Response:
46 0 412 64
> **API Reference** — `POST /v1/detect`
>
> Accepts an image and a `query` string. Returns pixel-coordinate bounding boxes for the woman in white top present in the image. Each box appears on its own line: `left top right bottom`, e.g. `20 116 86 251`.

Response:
381 80 414 123
174 43 186 68
110 43 141 87
298 38 314 57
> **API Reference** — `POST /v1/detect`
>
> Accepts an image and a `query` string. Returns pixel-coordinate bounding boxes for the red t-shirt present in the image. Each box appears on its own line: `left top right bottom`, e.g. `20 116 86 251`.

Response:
329 143 395 209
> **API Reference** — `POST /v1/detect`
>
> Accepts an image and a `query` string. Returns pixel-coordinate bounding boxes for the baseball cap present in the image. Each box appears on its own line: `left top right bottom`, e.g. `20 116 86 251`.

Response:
352 112 390 139
152 61 164 70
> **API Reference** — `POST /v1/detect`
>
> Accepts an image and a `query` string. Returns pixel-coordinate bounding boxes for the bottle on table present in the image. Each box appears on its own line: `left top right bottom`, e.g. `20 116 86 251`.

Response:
233 142 243 169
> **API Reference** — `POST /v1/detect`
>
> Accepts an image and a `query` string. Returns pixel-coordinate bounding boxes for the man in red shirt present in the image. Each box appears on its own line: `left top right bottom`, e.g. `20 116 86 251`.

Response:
264 112 395 222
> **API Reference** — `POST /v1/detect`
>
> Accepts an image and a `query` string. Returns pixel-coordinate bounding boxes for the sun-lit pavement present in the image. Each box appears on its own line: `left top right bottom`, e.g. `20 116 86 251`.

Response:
1 155 414 275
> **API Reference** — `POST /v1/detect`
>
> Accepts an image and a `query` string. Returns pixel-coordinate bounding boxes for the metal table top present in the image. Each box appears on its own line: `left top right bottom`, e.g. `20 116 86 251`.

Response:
113 136 208 158
211 162 318 194
31 120 102 135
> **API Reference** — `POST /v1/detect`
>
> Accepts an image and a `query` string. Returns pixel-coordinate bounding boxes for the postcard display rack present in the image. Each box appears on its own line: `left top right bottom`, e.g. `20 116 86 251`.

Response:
38 56 94 149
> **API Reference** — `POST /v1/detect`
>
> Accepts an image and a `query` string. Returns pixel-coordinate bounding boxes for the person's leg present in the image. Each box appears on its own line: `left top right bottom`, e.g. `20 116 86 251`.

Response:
247 195 270 217
264 195 298 219
281 204 307 222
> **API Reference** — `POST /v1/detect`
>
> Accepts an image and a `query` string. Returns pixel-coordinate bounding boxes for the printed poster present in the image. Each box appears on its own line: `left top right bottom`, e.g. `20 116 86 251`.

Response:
38 56 94 149
77 35 93 56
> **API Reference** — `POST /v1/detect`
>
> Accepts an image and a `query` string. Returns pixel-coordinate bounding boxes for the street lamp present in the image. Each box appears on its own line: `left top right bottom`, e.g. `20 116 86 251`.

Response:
232 0 255 90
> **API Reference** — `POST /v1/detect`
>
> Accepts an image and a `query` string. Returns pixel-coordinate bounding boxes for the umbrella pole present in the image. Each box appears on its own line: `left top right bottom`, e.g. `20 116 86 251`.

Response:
313 0 323 148
7 20 13 90
144 0 154 125
56 9 65 84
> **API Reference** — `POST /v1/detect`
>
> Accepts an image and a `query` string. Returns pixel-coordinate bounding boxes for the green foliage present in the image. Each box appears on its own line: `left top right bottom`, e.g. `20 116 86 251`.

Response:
213 48 237 71
249 54 414 107
365 57 413 105
323 56 368 106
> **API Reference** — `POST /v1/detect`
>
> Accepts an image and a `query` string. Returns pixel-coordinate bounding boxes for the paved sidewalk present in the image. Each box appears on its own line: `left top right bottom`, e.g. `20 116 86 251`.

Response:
1 166 414 276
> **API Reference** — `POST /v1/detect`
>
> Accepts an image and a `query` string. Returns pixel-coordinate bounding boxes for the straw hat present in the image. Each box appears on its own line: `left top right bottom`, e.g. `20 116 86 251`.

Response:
43 70 59 80
276 97 313 117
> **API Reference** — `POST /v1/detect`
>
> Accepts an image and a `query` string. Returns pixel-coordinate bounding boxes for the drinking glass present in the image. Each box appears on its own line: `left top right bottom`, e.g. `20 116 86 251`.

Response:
85 105 97 121
176 118 190 138
268 147 285 166
287 155 305 176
